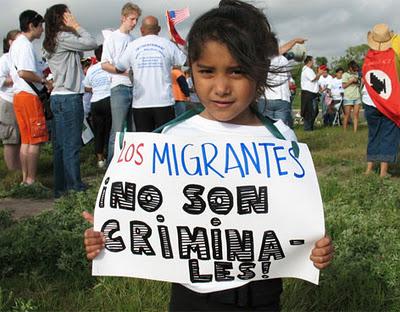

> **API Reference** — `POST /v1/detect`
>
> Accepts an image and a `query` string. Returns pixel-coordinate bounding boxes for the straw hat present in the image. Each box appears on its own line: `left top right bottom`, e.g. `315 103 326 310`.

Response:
367 23 394 51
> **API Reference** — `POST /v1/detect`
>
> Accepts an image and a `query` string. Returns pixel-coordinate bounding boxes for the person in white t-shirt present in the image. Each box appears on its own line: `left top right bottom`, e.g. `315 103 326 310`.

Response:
317 65 333 126
84 2 333 310
325 67 344 125
0 30 21 171
83 45 112 169
258 38 306 128
9 10 50 186
101 2 142 164
117 16 186 132
300 55 324 131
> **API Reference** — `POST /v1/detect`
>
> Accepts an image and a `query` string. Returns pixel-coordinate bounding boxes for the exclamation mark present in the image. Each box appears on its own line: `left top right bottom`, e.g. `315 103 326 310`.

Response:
262 261 271 279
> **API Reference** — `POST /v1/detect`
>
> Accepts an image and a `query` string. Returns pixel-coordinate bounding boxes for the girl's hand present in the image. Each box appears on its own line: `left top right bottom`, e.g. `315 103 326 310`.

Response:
63 12 80 30
310 236 333 269
83 211 105 260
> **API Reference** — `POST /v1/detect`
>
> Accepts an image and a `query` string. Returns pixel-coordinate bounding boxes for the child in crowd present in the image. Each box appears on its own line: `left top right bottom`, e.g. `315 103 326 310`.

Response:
83 1 333 310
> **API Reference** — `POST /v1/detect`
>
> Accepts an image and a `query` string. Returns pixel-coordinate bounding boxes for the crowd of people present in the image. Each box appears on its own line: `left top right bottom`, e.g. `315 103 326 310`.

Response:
4 0 400 310
0 2 398 195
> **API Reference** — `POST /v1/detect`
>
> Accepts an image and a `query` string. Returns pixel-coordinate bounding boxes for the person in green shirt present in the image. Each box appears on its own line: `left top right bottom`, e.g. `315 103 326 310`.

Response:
342 60 361 132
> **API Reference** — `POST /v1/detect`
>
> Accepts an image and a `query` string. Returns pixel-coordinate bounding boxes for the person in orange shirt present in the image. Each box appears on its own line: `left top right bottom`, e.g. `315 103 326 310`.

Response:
171 65 190 117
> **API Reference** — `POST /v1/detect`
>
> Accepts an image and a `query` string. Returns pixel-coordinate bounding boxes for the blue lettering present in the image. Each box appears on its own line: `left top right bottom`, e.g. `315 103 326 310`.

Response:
289 147 306 178
181 144 203 176
152 143 172 175
225 144 245 177
171 144 180 176
273 146 288 176
258 143 275 178
201 143 224 178
240 143 261 175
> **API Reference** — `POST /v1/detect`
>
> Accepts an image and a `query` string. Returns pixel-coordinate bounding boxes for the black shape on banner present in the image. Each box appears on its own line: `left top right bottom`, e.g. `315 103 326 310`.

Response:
370 72 387 94
110 181 136 211
182 184 206 215
158 225 174 259
101 219 126 252
215 261 234 282
137 185 163 212
258 231 285 261
289 240 305 246
130 221 156 256
238 262 256 280
226 229 254 261
262 261 271 278
189 259 212 283
208 187 233 215
236 185 268 214
177 226 211 260
211 229 223 260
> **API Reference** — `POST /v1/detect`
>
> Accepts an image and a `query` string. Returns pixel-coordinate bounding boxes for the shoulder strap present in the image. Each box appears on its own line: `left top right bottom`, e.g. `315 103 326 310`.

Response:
14 65 42 97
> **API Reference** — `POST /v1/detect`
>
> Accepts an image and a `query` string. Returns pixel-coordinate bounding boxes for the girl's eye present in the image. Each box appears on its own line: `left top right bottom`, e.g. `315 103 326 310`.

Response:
198 69 213 74
231 68 245 76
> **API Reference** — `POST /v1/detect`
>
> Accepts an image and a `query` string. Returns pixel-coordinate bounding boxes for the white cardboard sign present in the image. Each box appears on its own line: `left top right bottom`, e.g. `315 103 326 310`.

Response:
92 132 325 288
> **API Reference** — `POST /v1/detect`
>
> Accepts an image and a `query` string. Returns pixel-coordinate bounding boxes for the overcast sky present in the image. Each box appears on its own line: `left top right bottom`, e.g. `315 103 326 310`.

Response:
1 0 399 62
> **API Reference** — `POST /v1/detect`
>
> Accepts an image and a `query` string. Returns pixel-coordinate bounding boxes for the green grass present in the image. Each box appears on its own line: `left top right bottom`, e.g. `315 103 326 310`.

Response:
1 124 399 311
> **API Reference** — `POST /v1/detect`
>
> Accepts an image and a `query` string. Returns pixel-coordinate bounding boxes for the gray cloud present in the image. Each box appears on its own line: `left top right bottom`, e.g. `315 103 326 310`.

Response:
1 0 399 62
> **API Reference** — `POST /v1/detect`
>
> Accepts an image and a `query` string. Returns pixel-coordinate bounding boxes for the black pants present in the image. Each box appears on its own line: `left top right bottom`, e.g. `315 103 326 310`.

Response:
169 279 282 311
133 106 175 132
91 97 112 155
300 90 319 131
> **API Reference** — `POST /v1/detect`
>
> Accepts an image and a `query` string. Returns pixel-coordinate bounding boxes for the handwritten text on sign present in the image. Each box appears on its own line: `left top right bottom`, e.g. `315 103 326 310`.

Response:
92 133 325 288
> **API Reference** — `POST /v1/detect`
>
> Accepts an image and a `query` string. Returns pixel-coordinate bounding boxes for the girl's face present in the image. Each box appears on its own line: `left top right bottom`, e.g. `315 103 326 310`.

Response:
192 40 259 125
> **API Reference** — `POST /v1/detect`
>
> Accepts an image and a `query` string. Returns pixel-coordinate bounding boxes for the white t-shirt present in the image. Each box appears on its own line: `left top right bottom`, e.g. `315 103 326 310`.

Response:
101 29 134 89
83 63 111 102
264 55 291 102
328 77 343 100
162 114 297 293
9 34 44 95
300 66 318 93
361 86 376 107
318 75 333 92
0 53 14 103
117 34 187 108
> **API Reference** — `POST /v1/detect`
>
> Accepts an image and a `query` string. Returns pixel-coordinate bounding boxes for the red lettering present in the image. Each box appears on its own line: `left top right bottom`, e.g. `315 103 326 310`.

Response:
135 143 144 165
117 141 127 163
125 144 135 162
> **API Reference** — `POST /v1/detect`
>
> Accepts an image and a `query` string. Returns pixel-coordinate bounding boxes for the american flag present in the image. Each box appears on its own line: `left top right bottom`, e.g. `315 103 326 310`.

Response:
167 7 190 26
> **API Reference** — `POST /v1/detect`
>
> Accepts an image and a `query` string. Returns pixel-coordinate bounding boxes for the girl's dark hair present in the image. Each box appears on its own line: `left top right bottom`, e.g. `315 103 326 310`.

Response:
187 0 279 96
347 60 359 71
3 30 20 53
94 45 103 62
43 4 74 54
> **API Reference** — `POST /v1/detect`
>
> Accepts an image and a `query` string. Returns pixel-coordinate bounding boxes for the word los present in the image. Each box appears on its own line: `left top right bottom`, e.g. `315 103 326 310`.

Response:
99 180 268 215
152 141 305 179
101 219 285 283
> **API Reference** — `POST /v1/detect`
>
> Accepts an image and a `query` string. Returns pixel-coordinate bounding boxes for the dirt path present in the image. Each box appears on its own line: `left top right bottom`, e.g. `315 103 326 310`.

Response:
0 198 53 219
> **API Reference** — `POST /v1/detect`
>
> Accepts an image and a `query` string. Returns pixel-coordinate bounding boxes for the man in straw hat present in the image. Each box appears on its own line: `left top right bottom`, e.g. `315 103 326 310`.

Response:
367 23 394 51
363 23 400 178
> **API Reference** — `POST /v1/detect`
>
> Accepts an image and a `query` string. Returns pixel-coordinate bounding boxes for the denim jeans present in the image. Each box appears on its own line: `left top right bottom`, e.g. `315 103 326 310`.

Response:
107 85 133 164
50 94 85 198
258 99 293 128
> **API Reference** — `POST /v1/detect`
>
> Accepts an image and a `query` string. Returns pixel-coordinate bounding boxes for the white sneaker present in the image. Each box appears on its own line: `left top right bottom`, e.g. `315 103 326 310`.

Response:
97 160 105 169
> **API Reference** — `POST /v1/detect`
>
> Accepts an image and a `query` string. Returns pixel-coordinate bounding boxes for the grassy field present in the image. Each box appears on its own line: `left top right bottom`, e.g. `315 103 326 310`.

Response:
0 122 399 312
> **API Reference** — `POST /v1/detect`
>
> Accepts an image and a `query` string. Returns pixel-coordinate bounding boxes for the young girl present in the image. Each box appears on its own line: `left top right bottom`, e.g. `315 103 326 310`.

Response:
83 1 333 310
43 4 97 197
342 60 362 132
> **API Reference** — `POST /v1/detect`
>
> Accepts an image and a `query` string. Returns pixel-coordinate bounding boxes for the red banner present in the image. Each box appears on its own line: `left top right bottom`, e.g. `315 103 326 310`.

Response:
363 48 400 126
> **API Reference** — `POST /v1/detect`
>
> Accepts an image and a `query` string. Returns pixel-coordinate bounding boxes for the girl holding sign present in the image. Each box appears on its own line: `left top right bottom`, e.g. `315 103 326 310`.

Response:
83 0 333 310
